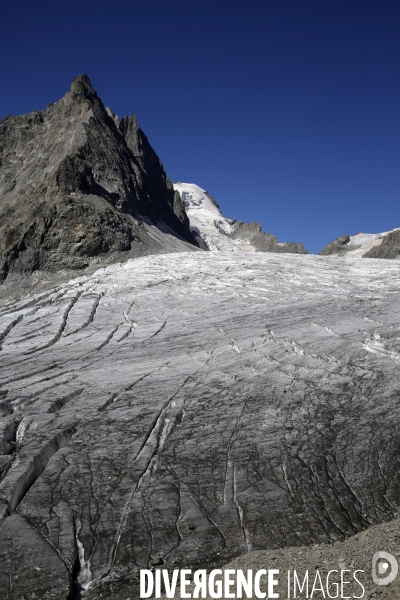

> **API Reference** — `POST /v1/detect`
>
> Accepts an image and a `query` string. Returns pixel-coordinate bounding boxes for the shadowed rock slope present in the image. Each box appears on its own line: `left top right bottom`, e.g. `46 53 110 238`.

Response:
0 75 198 294
1 252 400 598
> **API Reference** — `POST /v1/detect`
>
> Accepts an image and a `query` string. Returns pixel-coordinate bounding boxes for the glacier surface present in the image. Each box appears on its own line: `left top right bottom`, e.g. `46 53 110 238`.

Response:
1 252 400 597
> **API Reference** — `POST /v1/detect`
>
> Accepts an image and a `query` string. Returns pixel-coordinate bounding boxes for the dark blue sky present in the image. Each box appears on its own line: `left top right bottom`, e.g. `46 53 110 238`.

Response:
1 0 399 253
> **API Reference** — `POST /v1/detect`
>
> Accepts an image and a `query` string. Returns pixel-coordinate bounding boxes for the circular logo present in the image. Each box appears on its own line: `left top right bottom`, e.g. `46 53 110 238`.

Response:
372 551 398 586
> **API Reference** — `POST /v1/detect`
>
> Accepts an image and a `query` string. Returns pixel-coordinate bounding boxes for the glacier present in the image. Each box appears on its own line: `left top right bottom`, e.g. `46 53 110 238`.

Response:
1 251 400 598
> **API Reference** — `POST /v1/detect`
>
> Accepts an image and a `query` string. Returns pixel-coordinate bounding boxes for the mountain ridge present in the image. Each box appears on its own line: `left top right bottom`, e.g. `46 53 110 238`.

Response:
0 74 198 293
319 228 400 258
173 182 308 254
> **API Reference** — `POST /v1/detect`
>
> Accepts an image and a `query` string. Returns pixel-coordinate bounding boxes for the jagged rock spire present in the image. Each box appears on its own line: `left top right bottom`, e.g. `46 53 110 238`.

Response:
0 75 197 287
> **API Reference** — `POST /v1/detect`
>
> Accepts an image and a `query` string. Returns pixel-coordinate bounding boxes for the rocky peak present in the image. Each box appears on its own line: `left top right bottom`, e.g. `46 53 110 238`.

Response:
0 75 198 289
105 106 119 125
69 73 97 98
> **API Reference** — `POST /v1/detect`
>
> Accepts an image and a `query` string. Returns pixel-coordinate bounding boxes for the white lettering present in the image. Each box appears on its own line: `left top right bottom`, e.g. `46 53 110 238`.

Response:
224 569 235 598
209 569 223 599
181 570 192 598
254 569 266 599
163 569 179 598
140 570 153 598
326 570 339 598
268 569 279 598
237 569 253 598
353 570 365 599
294 570 309 598
310 571 325 598
193 569 207 598
341 570 351 599
155 570 161 598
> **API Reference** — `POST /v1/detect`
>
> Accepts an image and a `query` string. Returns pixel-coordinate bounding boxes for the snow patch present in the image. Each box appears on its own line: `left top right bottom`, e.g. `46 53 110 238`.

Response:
331 229 400 258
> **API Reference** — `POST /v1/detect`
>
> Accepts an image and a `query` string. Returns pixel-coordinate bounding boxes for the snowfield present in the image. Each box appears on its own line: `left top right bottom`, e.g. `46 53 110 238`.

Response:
173 182 258 252
1 251 400 598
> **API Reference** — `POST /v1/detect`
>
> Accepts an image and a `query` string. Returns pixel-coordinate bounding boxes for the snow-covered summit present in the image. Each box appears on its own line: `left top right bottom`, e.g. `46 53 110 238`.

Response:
174 183 221 216
173 182 308 255
320 228 400 258
173 182 256 252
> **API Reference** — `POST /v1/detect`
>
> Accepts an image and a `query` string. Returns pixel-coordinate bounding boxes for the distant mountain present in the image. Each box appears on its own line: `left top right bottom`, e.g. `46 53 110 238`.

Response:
174 182 308 254
320 229 400 258
0 75 198 294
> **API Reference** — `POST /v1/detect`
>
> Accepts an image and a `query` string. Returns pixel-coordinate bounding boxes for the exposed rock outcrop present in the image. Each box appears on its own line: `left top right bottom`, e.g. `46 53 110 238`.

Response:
320 230 400 258
231 220 307 254
319 234 352 256
363 229 400 258
0 75 198 291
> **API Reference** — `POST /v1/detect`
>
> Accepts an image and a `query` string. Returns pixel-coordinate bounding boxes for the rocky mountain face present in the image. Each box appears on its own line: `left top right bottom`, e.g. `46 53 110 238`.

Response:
1 251 400 598
0 75 198 294
173 183 308 254
231 220 307 253
320 229 400 258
